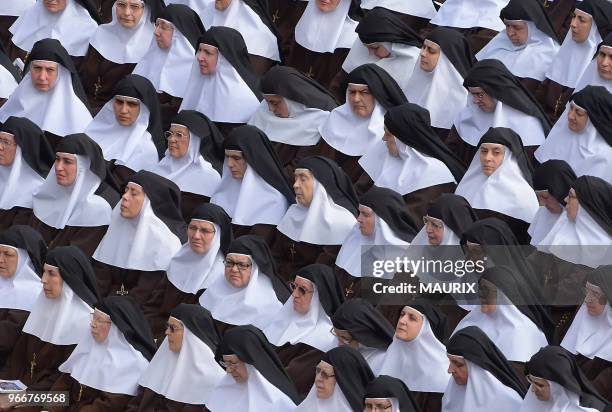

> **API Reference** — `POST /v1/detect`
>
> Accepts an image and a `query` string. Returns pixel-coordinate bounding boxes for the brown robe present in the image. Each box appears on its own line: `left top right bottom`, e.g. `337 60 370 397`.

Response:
444 126 478 168
404 183 457 229
27 216 108 257
519 77 543 95
232 223 277 249
315 139 365 184
474 209 531 245
48 373 133 412
543 0 576 41
275 343 323 398
459 27 499 56
287 42 350 90
0 16 17 50
412 392 443 412
5 40 27 65
249 54 275 76
125 387 209 412
268 0 307 62
534 77 573 123
0 308 29 369
0 207 33 231
273 141 319 179
576 355 612 403
109 163 137 187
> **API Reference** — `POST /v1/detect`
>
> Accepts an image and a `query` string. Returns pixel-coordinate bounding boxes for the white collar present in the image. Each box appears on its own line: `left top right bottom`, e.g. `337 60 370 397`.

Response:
0 1 35 16
519 381 600 412
561 304 612 362
574 59 612 95
163 0 212 14
0 146 47 210
430 0 510 31
0 65 19 99
0 248 42 312
360 0 437 18
294 0 359 53
295 382 354 412
528 206 563 246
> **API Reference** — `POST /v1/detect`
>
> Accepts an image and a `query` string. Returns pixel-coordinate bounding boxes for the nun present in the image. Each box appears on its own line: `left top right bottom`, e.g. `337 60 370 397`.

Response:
574 32 612 94
133 4 205 124
363 375 422 412
403 27 473 139
0 117 54 230
126 304 225 411
85 74 165 185
0 38 93 150
208 325 300 411
318 63 408 183
0 43 21 107
443 326 527 412
267 0 308 59
53 296 157 411
296 345 375 412
80 0 166 112
359 103 466 219
0 246 100 391
29 133 120 256
199 235 291 330
150 110 224 220
210 125 294 243
535 85 612 184
247 65 338 177
360 0 436 32
0 226 45 368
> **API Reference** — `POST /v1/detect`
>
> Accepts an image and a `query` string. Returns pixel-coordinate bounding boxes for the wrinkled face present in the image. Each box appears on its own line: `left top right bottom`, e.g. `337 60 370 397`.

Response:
382 127 399 157
225 150 247 180
364 399 394 412
188 219 216 254
43 0 67 13
90 309 112 343
419 39 441 72
479 143 505 177
528 375 551 401
165 317 184 353
567 102 589 133
116 0 145 29
504 20 529 46
42 263 63 299
30 61 59 92
197 44 218 75
215 0 232 11
224 253 252 288
357 205 375 236
563 188 579 222
597 46 612 80
570 9 593 43
314 361 336 399
120 182 146 219
468 87 497 113
584 282 608 316
348 84 375 118
166 124 190 159
294 169 315 207
113 95 141 127
291 276 315 315
154 18 174 50
479 279 497 314
264 95 290 118
395 306 424 342
332 327 359 349
0 132 17 167
0 245 18 279
54 152 78 187
222 354 248 383
447 355 468 385
365 43 391 59
536 190 563 214
316 0 341 12
423 215 444 246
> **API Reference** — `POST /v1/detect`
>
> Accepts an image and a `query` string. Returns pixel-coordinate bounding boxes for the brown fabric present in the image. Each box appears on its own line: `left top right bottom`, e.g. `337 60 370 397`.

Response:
93 0 115 24
334 265 363 299
232 223 277 249
28 216 108 256
0 309 29 368
44 131 63 152
509 360 529 388
543 0 575 41
460 27 499 55
180 192 210 223
109 163 137 187
519 77 543 95
6 40 27 65
273 141 320 179
268 0 307 62
0 207 34 231
328 69 349 103
412 391 443 412
48 373 133 412
534 77 573 123
315 139 365 184
444 126 478 168
0 16 17 50
403 183 457 229
214 122 245 141
275 342 323 397
158 92 182 131
249 54 275 76
287 42 350 89
125 386 209 412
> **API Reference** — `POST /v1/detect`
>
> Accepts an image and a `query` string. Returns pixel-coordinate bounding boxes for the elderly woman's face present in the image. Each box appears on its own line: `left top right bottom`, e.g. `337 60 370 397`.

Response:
222 354 248 383
0 246 18 279
563 188 580 222
116 0 145 29
165 317 184 353
0 132 17 167
536 191 563 214
291 276 315 315
447 355 468 385
90 309 112 343
166 124 190 159
188 220 216 254
224 254 252 288
314 361 336 399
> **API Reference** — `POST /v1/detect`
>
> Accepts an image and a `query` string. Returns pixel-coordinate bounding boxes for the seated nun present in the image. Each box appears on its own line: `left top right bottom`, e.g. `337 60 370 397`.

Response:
0 43 21 107
29 133 120 256
330 298 394 373
443 326 528 412
362 375 422 412
318 63 408 183
0 226 45 368
520 346 611 412
52 296 157 411
476 0 561 92
210 125 294 244
404 27 473 139
126 304 225 411
360 0 436 33
263 263 345 396
574 32 612 94
133 4 205 124
0 117 54 230
208 325 300 411
358 103 465 219
199 235 291 331
288 0 362 89
273 156 359 280
377 301 449 412
296 345 375 412
150 110 224 220
179 26 262 137
535 85 612 184
85 74 165 185
0 39 93 150
247 65 338 177
446 59 551 166
454 127 540 244
80 0 166 112
0 246 100 391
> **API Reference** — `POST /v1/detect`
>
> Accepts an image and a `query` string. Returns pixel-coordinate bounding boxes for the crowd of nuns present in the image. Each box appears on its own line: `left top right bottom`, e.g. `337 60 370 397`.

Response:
0 0 611 411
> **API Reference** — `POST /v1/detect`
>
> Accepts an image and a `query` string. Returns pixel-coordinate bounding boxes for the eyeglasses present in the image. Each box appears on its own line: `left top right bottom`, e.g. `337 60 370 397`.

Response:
470 91 487 99
330 327 353 345
0 250 17 259
220 358 241 369
290 281 314 297
223 259 252 271
315 366 335 380
364 402 393 411
155 19 174 32
423 216 444 230
164 131 189 141
187 225 216 235
90 313 112 325
165 323 183 333
0 138 16 147
116 0 144 11
583 286 606 304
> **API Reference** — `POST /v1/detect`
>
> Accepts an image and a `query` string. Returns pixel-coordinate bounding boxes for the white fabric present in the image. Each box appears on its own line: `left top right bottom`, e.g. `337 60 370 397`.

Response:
295 380 353 412
360 0 437 18
561 304 612 362
0 146 47 210
0 66 92 136
528 206 563 246
93 195 183 271
23 280 93 346
138 327 225 404
358 344 387 373
89 1 154 64
410 222 462 247
476 22 560 81
574 57 612 94
0 247 42 311
294 0 359 53
0 65 19 99
85 99 159 172
0 1 36 16
9 0 98 56
277 179 357 245
59 323 149 396
455 144 539 223
518 381 599 412
430 0 509 32
164 0 212 14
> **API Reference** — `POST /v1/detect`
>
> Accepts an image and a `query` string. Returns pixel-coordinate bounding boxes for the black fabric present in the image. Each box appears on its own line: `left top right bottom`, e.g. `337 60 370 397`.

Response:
260 66 338 111
0 42 21 83
171 110 225 174
191 203 233 254
463 59 552 135
157 3 205 49
500 0 560 42
76 0 103 24
295 263 345 317
331 298 394 350
363 375 422 412
405 299 447 343
170 303 220 353
447 325 528 397
297 156 359 217
322 346 375 412
572 175 612 236
572 85 612 147
356 7 422 47
359 186 419 242
0 225 47 274
224 125 295 203
586 265 612 305
46 246 100 307
525 346 610 411
112 74 165 159
242 0 284 62
198 26 262 100
477 127 534 185
384 103 467 183
143 0 167 22
532 160 577 206
215 324 300 404
228 235 291 302
426 193 478 238
128 170 187 242
2 116 54 178
426 26 474 78
96 295 157 361
344 63 408 110
576 0 612 39
348 0 364 21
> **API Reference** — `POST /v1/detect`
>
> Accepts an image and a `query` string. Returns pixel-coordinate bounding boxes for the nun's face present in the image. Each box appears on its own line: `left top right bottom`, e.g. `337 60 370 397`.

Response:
584 283 607 316
314 361 336 399
167 124 190 158
479 280 497 314
468 87 497 113
536 191 563 214
395 306 423 342
113 96 141 127
316 0 341 13
447 355 468 385
165 317 184 352
570 10 592 43
332 327 359 349
43 0 67 13
597 46 612 80
420 40 441 72
264 95 290 118
357 205 375 236
382 128 399 157
222 354 248 383
188 220 216 254
0 246 18 279
365 43 391 59
54 153 78 187
0 132 17 167
294 169 315 207
224 254 252 288
215 0 232 11
364 399 393 412
504 20 529 46
120 183 145 219
563 188 579 222
291 276 315 315
41 264 63 299
528 375 551 401
479 143 505 176
30 61 59 92
116 0 145 29
225 150 247 179
197 44 218 75
154 18 174 50
348 84 375 118
90 309 112 343
567 102 588 133
423 215 444 246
